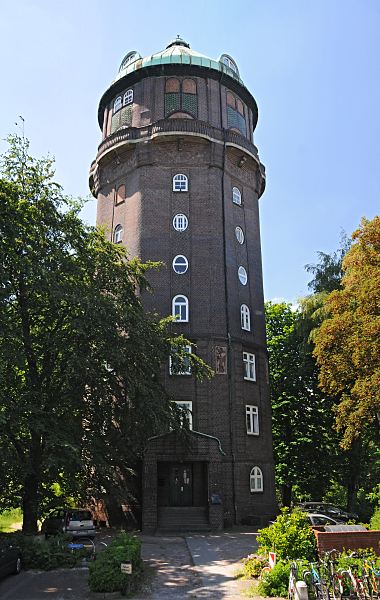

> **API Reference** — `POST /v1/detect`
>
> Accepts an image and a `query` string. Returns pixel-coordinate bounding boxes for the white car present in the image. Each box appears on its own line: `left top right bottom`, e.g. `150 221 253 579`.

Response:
307 513 344 527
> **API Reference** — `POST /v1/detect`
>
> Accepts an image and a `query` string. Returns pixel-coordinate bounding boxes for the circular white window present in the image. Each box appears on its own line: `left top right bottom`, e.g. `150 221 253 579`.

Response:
235 226 244 244
173 255 188 274
173 214 188 232
238 266 248 285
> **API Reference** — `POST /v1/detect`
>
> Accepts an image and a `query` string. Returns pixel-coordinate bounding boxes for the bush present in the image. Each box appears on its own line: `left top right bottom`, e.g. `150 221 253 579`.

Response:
257 561 291 597
257 507 316 562
370 506 380 530
88 532 143 594
0 533 85 569
242 554 268 578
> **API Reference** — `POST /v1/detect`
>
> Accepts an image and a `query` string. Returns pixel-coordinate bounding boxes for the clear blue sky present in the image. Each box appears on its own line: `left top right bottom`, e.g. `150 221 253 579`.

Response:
1 0 379 301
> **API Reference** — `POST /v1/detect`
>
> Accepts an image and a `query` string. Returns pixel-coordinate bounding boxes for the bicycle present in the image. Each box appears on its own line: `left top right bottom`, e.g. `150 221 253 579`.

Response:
303 562 330 600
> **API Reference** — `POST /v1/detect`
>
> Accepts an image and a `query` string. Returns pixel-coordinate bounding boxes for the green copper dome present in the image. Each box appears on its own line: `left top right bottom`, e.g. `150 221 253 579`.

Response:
114 37 244 86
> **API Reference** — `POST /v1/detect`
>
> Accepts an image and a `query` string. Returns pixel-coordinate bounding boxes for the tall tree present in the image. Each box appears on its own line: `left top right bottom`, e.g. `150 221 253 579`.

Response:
0 135 211 533
313 217 380 448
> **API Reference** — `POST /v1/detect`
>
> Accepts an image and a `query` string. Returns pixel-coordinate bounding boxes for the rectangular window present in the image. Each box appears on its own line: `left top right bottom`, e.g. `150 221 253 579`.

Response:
169 344 192 375
243 352 256 381
246 405 259 435
174 401 193 429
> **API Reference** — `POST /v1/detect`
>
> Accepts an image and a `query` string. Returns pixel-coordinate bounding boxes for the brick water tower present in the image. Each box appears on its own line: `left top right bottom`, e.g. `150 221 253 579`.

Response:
89 37 277 532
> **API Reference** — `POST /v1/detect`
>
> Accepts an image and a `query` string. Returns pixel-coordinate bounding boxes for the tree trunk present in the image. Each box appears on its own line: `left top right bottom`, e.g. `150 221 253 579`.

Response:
22 473 40 534
282 484 292 507
346 439 361 511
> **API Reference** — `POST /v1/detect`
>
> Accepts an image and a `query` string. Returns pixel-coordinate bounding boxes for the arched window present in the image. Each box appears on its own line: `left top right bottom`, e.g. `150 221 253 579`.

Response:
113 224 123 243
240 304 251 331
232 187 242 205
235 226 244 244
165 78 198 118
238 266 248 285
220 54 239 76
226 91 246 135
123 89 133 106
250 466 263 492
173 214 188 231
116 185 125 205
113 96 122 113
172 255 188 274
172 295 189 322
173 174 188 192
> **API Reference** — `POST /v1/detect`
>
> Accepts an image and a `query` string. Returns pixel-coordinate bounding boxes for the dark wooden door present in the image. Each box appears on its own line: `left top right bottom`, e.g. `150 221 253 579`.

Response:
169 464 193 506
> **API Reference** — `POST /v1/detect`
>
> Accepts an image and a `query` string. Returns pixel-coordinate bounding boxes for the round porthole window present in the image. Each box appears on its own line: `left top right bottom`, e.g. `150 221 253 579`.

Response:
173 255 189 274
238 266 248 285
173 214 188 232
235 226 244 244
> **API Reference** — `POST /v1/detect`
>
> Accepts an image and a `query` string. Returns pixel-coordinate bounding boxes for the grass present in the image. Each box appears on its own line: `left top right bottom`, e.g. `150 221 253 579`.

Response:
0 509 22 532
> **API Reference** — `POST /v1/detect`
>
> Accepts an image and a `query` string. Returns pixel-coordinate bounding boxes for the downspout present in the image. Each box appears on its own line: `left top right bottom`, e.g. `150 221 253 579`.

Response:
219 72 238 525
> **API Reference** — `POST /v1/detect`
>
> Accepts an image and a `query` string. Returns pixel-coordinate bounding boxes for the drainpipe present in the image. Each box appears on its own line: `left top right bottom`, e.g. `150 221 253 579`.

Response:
219 72 238 526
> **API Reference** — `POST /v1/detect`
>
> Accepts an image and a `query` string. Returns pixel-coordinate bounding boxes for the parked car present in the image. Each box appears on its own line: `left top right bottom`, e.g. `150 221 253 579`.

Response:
307 513 345 527
0 544 21 579
297 502 358 522
41 508 95 539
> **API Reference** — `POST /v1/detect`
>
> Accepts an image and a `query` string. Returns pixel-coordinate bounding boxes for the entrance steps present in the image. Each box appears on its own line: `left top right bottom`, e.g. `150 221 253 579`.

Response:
157 506 211 533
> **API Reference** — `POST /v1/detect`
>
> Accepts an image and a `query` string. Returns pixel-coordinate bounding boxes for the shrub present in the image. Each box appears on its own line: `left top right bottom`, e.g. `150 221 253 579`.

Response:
257 561 291 597
370 506 380 530
0 533 85 569
242 554 268 578
88 532 143 594
257 507 316 561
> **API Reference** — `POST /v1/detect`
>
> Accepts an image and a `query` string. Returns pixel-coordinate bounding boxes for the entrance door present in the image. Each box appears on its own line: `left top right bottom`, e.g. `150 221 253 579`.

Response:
169 463 193 506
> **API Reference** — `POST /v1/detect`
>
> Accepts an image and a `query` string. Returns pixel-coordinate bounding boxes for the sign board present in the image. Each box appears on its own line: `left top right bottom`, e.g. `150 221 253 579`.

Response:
268 552 276 569
121 561 132 574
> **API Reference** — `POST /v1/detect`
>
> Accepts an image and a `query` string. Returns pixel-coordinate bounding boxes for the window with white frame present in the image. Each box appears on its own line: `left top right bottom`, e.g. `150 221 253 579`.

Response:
113 96 122 113
173 213 188 232
238 266 248 285
232 186 242 205
172 255 188 274
250 466 263 492
169 344 192 375
113 224 123 243
240 304 251 331
174 401 193 429
172 295 189 322
235 226 244 244
246 405 259 435
123 89 133 106
173 174 188 192
243 352 256 381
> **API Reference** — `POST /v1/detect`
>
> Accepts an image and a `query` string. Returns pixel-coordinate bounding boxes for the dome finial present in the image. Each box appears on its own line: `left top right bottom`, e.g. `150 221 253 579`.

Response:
166 35 190 49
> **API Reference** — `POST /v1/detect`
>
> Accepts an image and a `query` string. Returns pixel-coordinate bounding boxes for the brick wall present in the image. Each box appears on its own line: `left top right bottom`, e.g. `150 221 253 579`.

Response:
314 530 380 556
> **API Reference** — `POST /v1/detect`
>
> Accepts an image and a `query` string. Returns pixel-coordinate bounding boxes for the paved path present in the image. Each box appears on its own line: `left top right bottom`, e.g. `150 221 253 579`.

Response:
0 529 259 599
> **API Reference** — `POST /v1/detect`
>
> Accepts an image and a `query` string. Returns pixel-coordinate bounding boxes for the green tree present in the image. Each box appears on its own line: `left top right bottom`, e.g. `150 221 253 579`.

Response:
265 301 339 506
0 135 211 533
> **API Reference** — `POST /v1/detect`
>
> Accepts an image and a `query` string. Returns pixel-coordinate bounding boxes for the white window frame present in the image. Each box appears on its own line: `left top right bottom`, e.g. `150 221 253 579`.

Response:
243 352 256 381
123 89 133 106
174 401 193 429
235 226 244 244
232 186 242 205
238 266 248 285
113 224 123 243
172 295 189 322
172 255 188 274
113 96 122 113
246 405 259 435
240 304 251 331
169 344 192 375
250 466 263 492
173 213 188 232
222 55 238 74
173 173 188 192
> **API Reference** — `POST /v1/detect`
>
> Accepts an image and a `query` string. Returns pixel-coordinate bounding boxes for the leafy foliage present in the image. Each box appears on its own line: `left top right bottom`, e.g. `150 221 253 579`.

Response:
242 554 268 578
370 506 380 530
256 560 291 597
88 533 143 593
313 217 380 448
0 135 212 533
0 533 85 569
257 508 316 562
